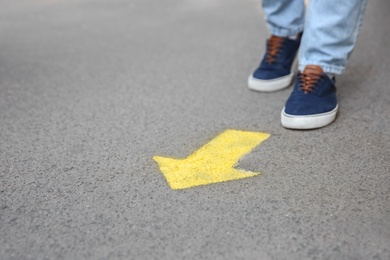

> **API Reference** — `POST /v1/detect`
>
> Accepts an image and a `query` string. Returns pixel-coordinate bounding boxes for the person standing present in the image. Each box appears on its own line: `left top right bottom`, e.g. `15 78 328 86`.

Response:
248 0 367 129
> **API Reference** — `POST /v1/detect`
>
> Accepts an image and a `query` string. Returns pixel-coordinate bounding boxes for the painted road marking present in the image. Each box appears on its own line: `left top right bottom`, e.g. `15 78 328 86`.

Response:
153 129 270 190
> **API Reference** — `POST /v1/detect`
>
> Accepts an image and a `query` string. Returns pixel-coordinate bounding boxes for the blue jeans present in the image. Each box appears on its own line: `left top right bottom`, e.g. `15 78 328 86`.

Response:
262 0 367 74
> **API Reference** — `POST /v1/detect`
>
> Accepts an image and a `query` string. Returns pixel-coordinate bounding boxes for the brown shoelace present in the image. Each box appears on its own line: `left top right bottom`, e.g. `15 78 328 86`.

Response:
266 35 284 63
299 65 325 94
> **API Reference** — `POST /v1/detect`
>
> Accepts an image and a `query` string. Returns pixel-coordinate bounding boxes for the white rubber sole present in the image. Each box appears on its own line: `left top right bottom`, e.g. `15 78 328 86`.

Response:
281 105 338 130
248 57 298 92
248 73 294 92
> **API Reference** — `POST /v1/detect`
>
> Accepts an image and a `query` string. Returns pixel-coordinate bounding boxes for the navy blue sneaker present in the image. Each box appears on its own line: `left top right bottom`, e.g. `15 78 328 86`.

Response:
281 65 338 129
248 34 301 92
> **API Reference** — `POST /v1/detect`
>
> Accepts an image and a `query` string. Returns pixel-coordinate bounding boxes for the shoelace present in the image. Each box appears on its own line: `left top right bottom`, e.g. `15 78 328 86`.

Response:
299 70 325 94
266 36 284 63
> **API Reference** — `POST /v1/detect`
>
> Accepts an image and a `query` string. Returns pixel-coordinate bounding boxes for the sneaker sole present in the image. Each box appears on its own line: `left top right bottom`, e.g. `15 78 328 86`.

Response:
281 105 338 130
248 73 294 92
248 57 298 92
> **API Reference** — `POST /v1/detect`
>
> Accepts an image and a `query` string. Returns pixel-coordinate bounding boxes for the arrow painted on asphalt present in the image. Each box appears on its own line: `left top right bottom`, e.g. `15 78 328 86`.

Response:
153 129 270 190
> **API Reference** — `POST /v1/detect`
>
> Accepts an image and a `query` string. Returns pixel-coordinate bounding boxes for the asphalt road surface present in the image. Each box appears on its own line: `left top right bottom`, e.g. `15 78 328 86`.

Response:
1 0 389 259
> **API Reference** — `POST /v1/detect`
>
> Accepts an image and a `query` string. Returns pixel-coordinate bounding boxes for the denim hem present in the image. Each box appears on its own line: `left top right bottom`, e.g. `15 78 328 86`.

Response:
299 63 345 75
267 24 304 38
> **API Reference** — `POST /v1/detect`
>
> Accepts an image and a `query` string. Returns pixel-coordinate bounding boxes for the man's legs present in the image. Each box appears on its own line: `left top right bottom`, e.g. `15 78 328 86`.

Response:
262 0 304 37
261 0 368 74
299 0 368 74
281 0 368 129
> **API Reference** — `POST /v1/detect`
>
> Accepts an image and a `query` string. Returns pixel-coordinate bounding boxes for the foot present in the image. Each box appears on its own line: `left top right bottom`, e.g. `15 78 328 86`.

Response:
281 65 338 129
248 34 302 92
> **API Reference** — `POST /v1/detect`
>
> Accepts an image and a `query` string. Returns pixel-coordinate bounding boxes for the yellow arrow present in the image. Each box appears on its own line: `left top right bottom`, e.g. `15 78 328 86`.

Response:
153 129 270 190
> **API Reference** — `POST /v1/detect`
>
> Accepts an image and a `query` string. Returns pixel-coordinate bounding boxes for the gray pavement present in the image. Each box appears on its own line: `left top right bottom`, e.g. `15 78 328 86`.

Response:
1 0 389 259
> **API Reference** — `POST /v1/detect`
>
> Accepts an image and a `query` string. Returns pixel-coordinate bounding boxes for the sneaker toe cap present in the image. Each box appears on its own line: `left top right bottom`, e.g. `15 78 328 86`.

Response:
253 68 290 80
285 96 337 116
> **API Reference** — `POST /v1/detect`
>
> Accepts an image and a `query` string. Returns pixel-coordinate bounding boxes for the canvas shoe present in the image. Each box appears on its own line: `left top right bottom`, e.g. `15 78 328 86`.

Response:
281 65 338 129
248 34 301 92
